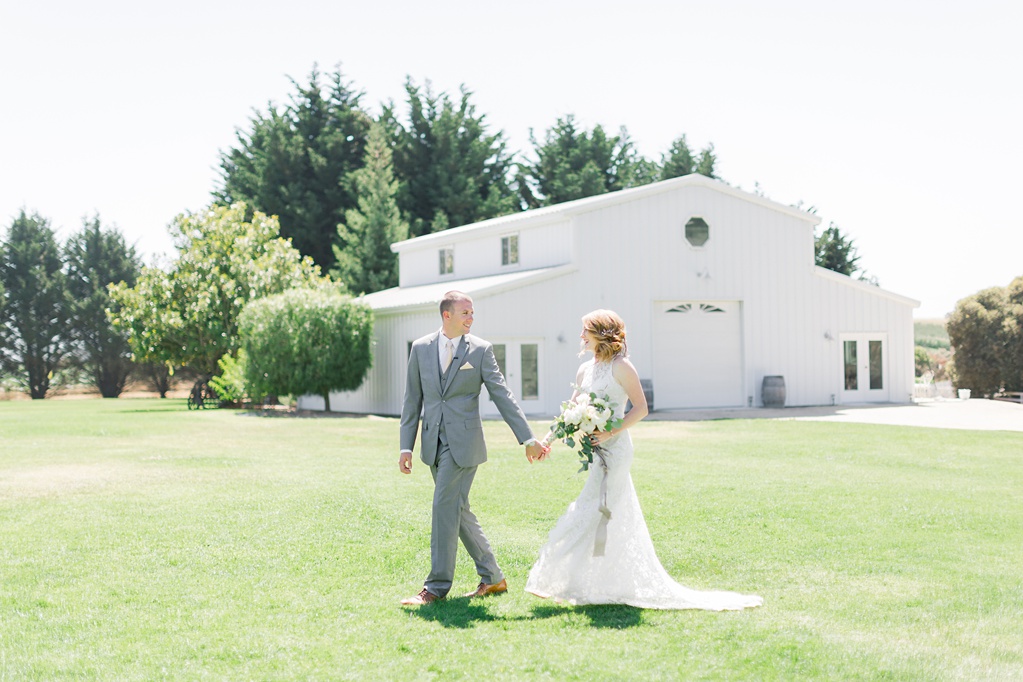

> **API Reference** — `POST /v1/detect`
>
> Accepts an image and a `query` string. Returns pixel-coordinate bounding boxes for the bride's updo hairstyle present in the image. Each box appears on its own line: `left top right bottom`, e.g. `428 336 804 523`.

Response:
581 309 628 362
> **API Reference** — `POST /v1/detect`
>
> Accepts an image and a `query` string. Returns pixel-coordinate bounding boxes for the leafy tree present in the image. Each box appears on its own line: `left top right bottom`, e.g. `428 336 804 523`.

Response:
914 346 932 378
515 115 642 209
238 288 373 412
0 211 72 399
333 122 408 293
64 215 142 397
384 79 516 237
660 135 717 180
217 65 372 271
946 286 1008 397
1001 276 1023 391
109 203 325 379
814 222 863 276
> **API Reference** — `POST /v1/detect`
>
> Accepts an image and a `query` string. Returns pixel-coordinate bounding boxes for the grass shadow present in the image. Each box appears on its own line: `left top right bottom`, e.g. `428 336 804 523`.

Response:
529 603 646 629
237 408 381 420
403 597 501 629
403 597 646 630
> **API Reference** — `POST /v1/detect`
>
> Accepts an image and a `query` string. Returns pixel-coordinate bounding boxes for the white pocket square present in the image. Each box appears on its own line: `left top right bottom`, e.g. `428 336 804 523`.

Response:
459 362 474 370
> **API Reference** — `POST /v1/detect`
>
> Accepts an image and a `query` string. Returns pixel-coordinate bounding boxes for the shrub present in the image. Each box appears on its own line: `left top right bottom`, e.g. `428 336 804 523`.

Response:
209 350 249 406
238 288 373 411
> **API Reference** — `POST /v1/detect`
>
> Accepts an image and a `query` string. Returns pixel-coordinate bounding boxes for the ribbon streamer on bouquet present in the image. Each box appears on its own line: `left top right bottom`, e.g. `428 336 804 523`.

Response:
592 445 612 557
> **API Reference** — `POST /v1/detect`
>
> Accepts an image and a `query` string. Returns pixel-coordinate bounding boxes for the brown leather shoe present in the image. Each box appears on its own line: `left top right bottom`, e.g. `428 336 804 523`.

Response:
401 588 443 606
464 578 508 598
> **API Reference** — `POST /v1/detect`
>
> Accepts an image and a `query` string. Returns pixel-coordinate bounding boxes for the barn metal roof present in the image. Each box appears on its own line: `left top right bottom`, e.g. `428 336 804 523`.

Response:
356 264 576 313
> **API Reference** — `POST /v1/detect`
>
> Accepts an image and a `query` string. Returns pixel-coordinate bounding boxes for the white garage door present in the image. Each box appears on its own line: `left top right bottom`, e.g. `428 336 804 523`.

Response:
652 301 744 409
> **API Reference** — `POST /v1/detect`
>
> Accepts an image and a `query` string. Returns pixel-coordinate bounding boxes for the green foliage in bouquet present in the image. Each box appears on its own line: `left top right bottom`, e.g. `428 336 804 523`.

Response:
548 390 624 472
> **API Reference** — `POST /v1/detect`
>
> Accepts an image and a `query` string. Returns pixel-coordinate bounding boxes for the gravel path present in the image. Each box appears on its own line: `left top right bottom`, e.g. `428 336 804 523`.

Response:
646 399 1023 432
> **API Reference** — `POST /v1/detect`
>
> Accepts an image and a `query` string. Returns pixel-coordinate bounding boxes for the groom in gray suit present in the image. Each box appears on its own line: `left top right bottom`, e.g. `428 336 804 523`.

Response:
399 291 547 605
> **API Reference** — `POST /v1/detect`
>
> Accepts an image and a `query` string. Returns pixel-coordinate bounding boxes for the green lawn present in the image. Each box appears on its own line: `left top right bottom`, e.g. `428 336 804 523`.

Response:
1 399 1021 680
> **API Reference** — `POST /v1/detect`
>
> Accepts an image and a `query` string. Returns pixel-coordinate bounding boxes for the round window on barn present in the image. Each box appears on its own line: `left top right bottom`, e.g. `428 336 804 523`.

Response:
685 217 710 247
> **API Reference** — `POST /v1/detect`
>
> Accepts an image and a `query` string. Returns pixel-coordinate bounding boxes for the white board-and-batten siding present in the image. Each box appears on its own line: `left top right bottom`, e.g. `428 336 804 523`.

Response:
397 216 574 288
301 174 917 416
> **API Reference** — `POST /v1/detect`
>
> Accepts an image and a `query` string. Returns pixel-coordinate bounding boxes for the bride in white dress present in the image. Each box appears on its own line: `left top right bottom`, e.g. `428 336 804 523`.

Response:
526 309 763 611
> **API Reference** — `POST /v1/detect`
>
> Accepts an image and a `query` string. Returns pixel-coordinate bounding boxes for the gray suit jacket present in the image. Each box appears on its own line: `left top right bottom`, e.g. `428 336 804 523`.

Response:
400 331 534 468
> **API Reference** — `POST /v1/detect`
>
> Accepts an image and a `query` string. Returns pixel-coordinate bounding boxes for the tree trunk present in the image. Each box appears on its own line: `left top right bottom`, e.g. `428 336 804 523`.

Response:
27 361 49 399
323 392 331 412
96 361 129 398
143 363 171 398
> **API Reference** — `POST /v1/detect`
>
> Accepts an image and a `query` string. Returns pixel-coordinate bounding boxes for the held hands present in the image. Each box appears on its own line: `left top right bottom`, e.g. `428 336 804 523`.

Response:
525 441 550 464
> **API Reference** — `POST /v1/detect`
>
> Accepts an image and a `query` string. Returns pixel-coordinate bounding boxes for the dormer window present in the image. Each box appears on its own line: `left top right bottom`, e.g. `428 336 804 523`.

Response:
439 246 454 275
501 234 519 266
685 217 710 247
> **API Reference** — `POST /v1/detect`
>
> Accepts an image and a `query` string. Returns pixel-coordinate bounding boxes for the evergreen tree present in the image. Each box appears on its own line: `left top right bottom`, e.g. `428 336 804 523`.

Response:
333 122 408 294
0 275 5 383
217 65 372 271
64 215 142 397
660 135 696 179
814 222 862 276
0 210 72 398
660 135 717 181
515 115 640 209
695 143 717 178
623 156 661 188
384 79 516 237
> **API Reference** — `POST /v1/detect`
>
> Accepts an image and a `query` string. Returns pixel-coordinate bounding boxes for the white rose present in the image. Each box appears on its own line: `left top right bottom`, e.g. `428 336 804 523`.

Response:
565 405 583 425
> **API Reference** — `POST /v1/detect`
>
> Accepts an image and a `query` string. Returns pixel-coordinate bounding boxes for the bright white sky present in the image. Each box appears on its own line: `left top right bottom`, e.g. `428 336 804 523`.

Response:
2 1 1019 318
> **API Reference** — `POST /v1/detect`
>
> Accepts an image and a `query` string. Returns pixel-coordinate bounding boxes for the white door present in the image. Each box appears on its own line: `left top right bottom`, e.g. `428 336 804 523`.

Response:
482 340 544 415
652 301 744 409
839 333 889 403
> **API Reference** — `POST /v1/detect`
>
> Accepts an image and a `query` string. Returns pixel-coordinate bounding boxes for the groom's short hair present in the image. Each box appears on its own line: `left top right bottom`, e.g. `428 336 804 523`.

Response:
440 291 472 317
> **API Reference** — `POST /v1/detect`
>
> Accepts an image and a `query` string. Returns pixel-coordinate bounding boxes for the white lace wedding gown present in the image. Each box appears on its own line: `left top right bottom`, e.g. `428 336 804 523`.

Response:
525 359 763 610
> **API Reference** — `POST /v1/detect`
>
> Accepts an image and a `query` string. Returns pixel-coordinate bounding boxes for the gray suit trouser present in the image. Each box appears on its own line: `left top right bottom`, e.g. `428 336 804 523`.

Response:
425 427 503 597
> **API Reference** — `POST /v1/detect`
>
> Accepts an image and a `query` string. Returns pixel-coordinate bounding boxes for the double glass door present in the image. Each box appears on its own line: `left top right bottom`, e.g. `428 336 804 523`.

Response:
839 333 889 403
482 340 543 415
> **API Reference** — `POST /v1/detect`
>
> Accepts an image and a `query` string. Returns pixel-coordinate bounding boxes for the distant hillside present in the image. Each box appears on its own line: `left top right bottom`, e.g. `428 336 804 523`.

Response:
915 318 950 350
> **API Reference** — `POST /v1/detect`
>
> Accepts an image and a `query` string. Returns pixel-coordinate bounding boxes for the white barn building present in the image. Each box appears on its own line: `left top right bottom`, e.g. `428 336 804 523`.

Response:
299 174 919 416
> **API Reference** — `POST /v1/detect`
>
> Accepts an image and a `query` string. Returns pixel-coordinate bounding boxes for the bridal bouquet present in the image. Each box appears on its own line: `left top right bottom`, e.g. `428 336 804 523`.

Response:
546 390 623 472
